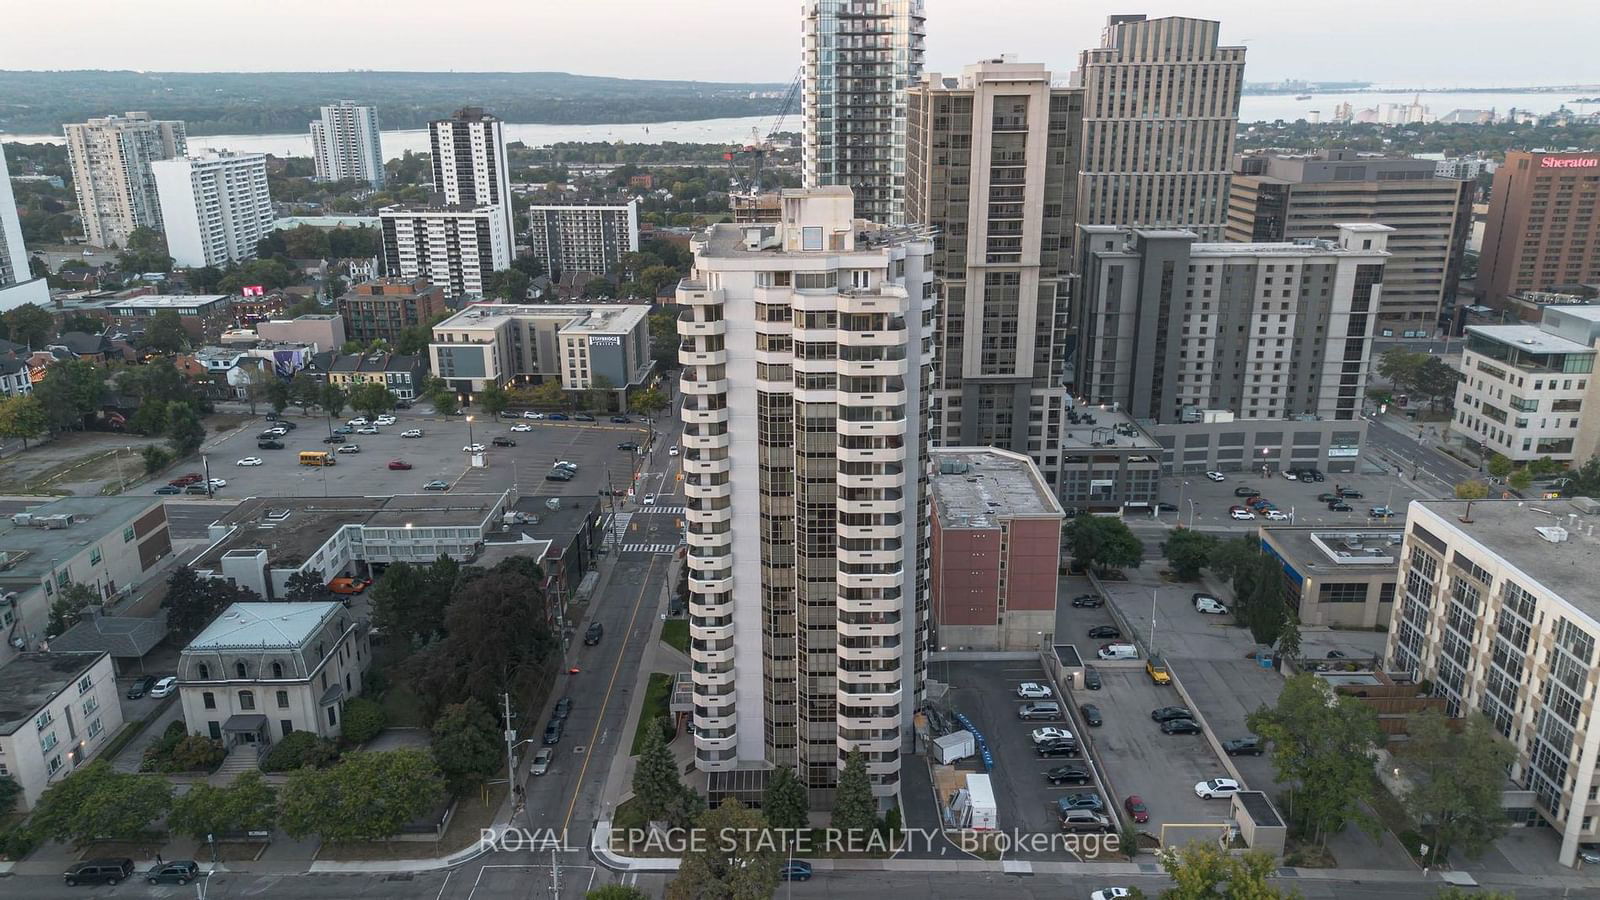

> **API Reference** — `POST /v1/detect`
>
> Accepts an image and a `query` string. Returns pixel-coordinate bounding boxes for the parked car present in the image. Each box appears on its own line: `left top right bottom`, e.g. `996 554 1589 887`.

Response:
511 424 533 432
1264 510 1291 521
1124 795 1150 824
553 697 573 719
1080 704 1103 727
548 413 569 421
1282 470 1299 481
1092 889 1134 900
236 457 262 466
584 622 604 645
542 719 564 745
1155 502 1179 512
1070 593 1102 608
1233 486 1260 497
172 473 202 485
356 426 379 435
1193 594 1228 615
554 460 579 471
127 675 157 699
617 441 639 451
336 444 361 454
374 415 396 426
1045 766 1091 786
1145 656 1171 685
1337 488 1364 499
610 416 631 423
144 860 199 885
1030 727 1074 744
333 425 354 434
1056 792 1104 812
183 484 211 495
530 748 553 776
323 435 346 444
1205 471 1226 481
150 676 178 698
462 443 486 453
1060 811 1111 833
1150 706 1193 722
1082 666 1102 690
779 861 813 882
1327 500 1353 512
346 417 369 426
1368 506 1395 518
328 577 370 595
522 411 544 420
1161 718 1202 735
574 414 596 422
1222 737 1264 757
1018 702 1062 720
1316 492 1341 503
423 480 450 491
1194 778 1241 799
63 858 135 887
401 429 424 438
1229 508 1254 520
546 470 574 482
491 437 516 447
388 460 413 470
1036 740 1081 758
154 485 182 494
1087 625 1120 639
257 440 285 450
1016 682 1053 699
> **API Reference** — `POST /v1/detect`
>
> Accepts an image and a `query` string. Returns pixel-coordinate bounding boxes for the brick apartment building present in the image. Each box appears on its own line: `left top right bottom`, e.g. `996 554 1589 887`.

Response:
337 277 446 345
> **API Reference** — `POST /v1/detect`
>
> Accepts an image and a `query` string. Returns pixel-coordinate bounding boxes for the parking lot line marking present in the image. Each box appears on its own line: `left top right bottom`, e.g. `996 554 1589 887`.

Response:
562 555 661 834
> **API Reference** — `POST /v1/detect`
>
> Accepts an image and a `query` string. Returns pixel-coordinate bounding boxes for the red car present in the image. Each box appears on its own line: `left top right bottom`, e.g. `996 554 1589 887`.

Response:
387 460 413 470
1124 795 1150 824
170 473 203 486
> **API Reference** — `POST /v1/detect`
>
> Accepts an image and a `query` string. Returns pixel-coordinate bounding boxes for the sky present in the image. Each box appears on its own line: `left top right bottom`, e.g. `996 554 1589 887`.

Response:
4 0 1596 88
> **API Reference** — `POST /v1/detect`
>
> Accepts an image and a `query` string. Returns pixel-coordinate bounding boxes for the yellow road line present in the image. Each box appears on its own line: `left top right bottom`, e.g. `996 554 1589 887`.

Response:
561 555 662 833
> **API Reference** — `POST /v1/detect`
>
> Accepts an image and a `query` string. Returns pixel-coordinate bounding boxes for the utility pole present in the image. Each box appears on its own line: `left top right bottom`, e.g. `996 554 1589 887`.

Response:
502 691 517 791
550 847 560 898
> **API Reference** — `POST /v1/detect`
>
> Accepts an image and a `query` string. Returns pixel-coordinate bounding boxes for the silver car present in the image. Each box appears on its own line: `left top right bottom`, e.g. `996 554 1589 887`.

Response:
530 748 553 776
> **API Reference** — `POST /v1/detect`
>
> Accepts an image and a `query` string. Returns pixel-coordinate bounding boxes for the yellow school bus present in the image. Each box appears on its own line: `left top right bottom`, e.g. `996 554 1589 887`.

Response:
298 451 336 466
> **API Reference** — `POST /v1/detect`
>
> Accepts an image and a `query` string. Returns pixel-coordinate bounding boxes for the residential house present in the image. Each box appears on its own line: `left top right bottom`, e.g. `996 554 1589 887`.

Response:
325 351 425 400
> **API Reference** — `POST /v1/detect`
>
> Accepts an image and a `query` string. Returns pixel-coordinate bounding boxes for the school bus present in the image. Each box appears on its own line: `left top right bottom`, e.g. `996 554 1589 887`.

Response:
298 451 336 466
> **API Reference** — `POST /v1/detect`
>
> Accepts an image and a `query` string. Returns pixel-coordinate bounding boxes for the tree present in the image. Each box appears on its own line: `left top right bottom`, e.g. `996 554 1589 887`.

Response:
1508 468 1533 492
1455 480 1490 500
1247 674 1381 847
141 444 172 475
632 718 687 822
163 567 258 640
631 386 668 417
1400 710 1515 863
47 582 99 638
831 749 878 837
341 697 387 744
266 378 292 414
1158 843 1295 899
31 359 108 433
138 309 189 354
167 771 277 842
582 374 617 413
1232 553 1291 645
284 568 324 602
1415 357 1463 410
59 312 104 335
118 226 172 274
166 402 206 457
319 383 348 418
1064 515 1145 574
1376 347 1428 395
431 390 458 416
761 765 809 834
1277 610 1303 660
277 749 445 843
648 309 678 366
262 731 340 773
666 799 782 900
0 774 20 819
289 371 323 415
240 364 274 414
187 265 224 293
347 382 396 420
486 267 531 301
586 886 649 900
1163 530 1217 581
528 378 569 410
3 303 54 348
1486 453 1513 480
0 394 49 450
429 698 503 795
29 761 173 844
369 557 459 648
476 383 510 418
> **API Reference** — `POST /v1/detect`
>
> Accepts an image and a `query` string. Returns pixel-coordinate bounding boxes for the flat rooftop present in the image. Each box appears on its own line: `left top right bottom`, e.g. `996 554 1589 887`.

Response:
1263 527 1404 571
1060 406 1161 450
1414 499 1600 615
510 495 600 547
1464 325 1595 354
0 497 164 586
186 602 342 652
435 303 649 333
0 651 107 736
695 218 934 260
930 447 1062 529
105 294 229 309
189 494 504 570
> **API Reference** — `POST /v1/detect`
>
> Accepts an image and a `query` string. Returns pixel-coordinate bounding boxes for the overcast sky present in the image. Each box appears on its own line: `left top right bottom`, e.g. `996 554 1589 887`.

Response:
5 0 1594 87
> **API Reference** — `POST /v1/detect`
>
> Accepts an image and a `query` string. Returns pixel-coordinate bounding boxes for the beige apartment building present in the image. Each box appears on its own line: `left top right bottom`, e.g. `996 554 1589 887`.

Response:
63 112 187 248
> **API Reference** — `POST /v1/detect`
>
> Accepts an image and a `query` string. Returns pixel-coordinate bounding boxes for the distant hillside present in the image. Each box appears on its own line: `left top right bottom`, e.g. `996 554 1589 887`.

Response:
0 70 789 135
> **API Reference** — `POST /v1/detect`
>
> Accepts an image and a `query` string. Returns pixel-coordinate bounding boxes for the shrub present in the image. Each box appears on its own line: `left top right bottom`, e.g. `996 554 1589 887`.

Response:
140 722 225 773
0 825 38 860
340 697 387 745
262 731 340 772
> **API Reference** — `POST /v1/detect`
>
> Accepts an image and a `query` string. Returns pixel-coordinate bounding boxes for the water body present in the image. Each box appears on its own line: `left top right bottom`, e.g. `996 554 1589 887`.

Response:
3 92 1591 155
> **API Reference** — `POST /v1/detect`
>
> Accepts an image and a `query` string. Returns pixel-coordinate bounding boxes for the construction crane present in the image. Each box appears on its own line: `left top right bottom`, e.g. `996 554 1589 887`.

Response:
725 68 802 197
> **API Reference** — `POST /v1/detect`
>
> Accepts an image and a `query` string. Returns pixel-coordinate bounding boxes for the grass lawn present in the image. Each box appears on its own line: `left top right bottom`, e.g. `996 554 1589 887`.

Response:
660 619 689 654
628 672 673 756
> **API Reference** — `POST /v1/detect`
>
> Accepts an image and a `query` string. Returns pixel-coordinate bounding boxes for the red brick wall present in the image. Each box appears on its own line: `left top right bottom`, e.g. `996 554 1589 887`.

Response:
931 518 1002 626
1004 518 1061 611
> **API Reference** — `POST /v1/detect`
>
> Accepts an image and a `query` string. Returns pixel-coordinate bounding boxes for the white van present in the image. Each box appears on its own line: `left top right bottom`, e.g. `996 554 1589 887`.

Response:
1097 643 1138 660
1194 594 1229 615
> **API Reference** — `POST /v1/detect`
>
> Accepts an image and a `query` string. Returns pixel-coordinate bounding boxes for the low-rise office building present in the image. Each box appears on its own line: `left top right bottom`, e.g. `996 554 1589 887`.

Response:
338 277 446 345
189 493 510 600
0 498 173 665
1386 498 1600 867
0 650 122 810
177 602 368 749
929 448 1063 651
428 303 653 397
1259 526 1400 628
100 294 234 343
1453 305 1600 463
255 314 347 352
1057 406 1161 513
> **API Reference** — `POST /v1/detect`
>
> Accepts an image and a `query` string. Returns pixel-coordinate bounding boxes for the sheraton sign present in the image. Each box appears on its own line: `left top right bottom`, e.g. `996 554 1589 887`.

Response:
1540 157 1600 169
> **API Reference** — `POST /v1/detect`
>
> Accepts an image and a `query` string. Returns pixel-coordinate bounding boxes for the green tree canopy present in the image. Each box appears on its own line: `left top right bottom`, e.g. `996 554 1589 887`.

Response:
486 268 531 301
666 799 782 900
277 749 445 843
369 557 460 648
429 698 503 796
1415 356 1463 410
830 749 878 837
165 402 206 457
163 567 260 640
632 716 687 822
1247 674 1381 847
1064 515 1145 574
319 383 348 418
340 697 387 745
138 309 190 354
1158 843 1298 899
3 303 54 347
0 394 49 450
47 582 100 638
585 886 649 900
1163 529 1217 581
1486 453 1513 480
1400 710 1516 863
118 226 172 273
761 765 809 834
1455 480 1490 500
476 383 510 418
29 761 173 844
167 771 278 841
630 386 668 417
347 382 397 420
1376 347 1428 395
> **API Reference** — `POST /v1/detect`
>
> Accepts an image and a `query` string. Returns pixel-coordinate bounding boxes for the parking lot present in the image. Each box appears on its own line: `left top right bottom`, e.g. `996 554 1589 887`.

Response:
1155 465 1432 532
189 413 653 501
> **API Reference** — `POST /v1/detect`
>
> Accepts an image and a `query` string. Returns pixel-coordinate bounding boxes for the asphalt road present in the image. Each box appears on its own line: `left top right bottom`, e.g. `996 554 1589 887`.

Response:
1362 414 1477 494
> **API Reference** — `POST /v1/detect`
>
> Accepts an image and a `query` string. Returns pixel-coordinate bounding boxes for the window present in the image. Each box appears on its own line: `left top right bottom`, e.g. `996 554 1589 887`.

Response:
238 690 256 710
198 663 210 680
87 718 103 740
81 696 98 717
1318 582 1370 604
328 706 338 727
802 226 823 251
122 526 135 543
89 547 101 566
272 662 284 679
235 661 247 679
276 690 289 709
35 710 53 732
78 675 93 694
203 691 216 710
46 755 63 776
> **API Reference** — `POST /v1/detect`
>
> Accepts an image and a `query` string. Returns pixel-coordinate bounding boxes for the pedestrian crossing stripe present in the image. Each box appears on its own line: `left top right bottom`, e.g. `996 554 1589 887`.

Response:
635 506 685 515
621 543 679 554
610 512 634 537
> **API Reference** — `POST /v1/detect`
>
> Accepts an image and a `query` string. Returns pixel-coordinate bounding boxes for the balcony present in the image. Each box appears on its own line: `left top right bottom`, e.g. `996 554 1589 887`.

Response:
679 343 728 367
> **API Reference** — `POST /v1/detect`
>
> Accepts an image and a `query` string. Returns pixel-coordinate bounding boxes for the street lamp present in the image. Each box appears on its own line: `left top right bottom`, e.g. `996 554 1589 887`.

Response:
465 414 475 449
1176 480 1189 523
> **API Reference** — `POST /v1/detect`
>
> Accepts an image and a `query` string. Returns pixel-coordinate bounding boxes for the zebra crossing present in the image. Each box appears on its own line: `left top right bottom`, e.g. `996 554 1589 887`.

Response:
609 512 634 542
634 505 685 516
621 543 680 555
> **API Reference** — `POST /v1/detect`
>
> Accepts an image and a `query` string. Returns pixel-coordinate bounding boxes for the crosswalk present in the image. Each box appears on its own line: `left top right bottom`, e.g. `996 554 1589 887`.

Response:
620 543 680 555
610 512 634 541
634 505 685 515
